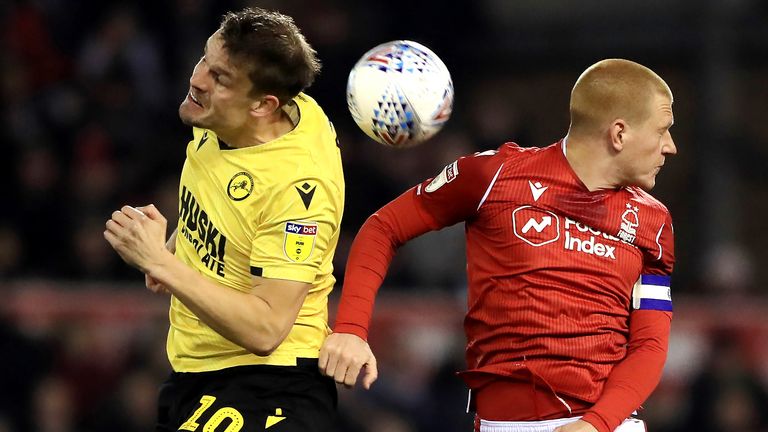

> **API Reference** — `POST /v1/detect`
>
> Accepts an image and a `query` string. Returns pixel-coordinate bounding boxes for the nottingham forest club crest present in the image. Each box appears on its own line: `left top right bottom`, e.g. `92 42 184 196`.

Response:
617 203 640 244
227 172 254 201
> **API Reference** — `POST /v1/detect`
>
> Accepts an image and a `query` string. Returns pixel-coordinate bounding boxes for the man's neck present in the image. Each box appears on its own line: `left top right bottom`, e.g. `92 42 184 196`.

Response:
563 134 621 192
217 108 295 149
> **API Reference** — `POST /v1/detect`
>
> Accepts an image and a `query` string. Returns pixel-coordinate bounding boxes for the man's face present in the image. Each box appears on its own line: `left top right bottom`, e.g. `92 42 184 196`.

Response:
179 31 256 134
617 92 677 191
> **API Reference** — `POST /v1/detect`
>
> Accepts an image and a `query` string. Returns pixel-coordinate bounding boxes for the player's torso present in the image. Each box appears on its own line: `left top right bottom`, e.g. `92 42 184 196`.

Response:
175 130 258 287
464 143 664 369
169 94 345 371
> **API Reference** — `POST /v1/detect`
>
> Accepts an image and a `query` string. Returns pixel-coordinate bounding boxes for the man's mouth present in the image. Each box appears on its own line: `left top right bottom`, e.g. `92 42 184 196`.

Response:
189 92 203 107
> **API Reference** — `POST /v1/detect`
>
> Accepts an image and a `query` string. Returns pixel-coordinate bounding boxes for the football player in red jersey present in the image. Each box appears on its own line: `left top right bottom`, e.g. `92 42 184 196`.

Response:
319 59 677 432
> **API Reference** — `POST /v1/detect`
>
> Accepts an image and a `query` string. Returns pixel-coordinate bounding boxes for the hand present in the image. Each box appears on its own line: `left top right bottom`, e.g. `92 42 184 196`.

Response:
319 333 378 389
554 420 598 432
146 273 170 295
104 204 169 274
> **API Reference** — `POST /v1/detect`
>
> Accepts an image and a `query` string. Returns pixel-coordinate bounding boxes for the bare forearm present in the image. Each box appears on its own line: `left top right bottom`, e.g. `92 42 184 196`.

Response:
107 207 288 352
149 252 287 355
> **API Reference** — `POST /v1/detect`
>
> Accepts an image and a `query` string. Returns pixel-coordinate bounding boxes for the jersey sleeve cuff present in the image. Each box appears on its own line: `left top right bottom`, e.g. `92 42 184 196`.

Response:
253 265 316 284
580 412 610 432
333 323 369 341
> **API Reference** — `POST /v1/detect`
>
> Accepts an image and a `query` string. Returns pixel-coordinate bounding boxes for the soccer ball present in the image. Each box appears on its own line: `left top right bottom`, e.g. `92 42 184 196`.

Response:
347 40 453 148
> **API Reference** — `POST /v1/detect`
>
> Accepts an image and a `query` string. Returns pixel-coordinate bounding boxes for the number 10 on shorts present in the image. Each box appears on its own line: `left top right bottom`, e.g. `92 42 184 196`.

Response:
179 395 245 432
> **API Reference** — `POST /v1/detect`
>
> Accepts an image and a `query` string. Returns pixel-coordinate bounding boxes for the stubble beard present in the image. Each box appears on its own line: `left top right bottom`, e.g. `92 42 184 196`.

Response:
179 102 205 128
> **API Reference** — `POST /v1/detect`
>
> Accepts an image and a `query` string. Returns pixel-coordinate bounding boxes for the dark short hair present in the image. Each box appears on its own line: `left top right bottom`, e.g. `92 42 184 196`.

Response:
219 7 321 106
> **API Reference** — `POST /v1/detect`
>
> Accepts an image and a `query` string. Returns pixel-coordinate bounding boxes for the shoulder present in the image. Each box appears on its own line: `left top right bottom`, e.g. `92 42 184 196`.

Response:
448 141 560 182
289 93 337 147
625 186 675 268
259 148 339 199
626 186 672 218
472 141 563 182
421 142 539 198
295 92 319 107
293 92 328 122
465 141 550 161
496 141 561 164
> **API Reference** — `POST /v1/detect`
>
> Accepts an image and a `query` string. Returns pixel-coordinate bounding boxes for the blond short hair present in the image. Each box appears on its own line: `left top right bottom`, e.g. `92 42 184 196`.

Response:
569 59 671 136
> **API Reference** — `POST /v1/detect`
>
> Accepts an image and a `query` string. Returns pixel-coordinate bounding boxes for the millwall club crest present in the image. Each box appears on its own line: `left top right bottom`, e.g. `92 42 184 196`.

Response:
283 221 318 262
227 172 254 201
617 203 639 244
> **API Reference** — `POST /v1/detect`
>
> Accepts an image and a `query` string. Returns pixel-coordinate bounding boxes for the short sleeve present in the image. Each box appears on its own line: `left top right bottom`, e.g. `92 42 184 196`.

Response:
249 177 341 283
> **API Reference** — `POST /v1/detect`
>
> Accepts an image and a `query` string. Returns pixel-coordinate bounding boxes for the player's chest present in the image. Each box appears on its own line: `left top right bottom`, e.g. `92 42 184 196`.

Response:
177 158 262 262
472 189 645 285
503 204 641 265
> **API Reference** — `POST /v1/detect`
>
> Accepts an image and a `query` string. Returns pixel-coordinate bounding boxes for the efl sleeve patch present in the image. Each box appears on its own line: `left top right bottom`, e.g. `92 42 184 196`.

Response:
632 274 672 311
283 221 318 262
424 160 459 193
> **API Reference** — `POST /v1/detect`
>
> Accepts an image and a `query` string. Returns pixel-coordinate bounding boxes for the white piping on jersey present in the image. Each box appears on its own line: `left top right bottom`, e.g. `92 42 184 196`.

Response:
556 395 573 415
655 223 665 260
416 183 422 195
466 389 472 414
478 163 504 211
562 136 568 156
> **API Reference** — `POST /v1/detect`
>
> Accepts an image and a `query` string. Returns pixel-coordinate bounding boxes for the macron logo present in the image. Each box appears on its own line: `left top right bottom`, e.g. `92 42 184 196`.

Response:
529 181 548 202
522 216 552 234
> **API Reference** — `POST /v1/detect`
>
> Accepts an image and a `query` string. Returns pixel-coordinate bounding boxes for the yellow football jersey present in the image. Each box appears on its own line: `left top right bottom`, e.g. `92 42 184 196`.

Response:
167 93 344 372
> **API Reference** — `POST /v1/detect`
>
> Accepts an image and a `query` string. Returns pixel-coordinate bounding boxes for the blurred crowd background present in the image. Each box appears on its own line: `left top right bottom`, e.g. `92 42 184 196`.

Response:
2 0 768 431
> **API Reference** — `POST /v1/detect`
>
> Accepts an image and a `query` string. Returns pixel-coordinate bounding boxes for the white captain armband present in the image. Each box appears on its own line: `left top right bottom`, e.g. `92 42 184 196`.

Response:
632 274 672 311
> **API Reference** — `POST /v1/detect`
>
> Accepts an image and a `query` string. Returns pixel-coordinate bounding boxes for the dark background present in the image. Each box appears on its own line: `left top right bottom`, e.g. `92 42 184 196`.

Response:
1 0 767 431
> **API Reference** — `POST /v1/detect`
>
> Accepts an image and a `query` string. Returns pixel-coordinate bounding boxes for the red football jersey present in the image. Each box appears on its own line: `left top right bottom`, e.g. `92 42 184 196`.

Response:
410 140 675 402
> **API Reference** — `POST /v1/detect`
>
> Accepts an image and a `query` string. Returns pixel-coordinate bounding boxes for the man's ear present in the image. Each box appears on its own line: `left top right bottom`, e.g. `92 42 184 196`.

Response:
250 95 281 118
610 119 627 152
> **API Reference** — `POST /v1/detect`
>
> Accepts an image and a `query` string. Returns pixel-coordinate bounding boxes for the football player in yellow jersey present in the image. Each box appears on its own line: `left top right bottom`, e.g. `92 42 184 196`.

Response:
104 7 342 432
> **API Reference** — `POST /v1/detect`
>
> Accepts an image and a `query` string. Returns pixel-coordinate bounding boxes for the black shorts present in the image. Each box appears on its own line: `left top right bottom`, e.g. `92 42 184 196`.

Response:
156 359 337 432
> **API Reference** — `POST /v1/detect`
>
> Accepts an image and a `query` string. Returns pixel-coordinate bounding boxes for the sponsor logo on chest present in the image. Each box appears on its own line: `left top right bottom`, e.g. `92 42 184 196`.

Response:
179 185 228 276
512 206 622 260
563 217 618 259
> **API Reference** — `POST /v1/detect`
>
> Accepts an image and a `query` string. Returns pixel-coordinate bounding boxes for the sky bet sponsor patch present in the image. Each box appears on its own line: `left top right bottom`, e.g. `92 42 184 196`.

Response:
284 222 318 262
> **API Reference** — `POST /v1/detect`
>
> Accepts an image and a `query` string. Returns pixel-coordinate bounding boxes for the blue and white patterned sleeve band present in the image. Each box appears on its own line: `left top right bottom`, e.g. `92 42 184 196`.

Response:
632 274 672 312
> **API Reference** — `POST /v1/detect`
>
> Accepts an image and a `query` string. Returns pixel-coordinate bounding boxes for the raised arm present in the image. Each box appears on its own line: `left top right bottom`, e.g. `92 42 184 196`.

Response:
106 205 309 355
320 149 506 388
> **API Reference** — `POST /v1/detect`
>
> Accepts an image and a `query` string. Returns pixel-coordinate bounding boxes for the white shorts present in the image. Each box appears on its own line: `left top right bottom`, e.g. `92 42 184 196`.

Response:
479 417 646 432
